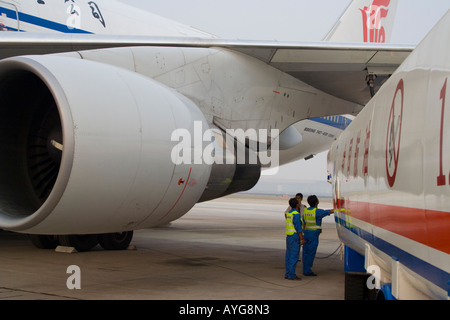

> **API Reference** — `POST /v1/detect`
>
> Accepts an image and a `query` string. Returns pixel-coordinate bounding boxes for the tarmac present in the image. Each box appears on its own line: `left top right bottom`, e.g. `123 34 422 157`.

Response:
0 194 344 301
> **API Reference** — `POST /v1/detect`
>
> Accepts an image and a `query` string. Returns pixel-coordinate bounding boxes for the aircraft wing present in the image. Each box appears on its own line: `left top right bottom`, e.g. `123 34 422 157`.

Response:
0 33 414 105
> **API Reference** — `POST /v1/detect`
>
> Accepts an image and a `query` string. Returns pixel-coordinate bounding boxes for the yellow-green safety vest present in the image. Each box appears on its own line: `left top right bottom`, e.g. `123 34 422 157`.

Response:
303 207 321 231
286 209 300 235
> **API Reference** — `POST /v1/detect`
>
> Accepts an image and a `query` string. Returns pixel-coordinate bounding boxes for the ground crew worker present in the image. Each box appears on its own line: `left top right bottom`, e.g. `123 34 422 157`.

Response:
302 195 334 276
283 193 305 262
284 193 305 219
284 198 303 280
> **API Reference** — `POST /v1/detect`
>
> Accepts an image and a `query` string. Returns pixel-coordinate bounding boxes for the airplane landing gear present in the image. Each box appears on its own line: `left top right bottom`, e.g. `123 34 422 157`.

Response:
28 231 134 252
29 234 59 249
58 234 99 252
98 231 134 250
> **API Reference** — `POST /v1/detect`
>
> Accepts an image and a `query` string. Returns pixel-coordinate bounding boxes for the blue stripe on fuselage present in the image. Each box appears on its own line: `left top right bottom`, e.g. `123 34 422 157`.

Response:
0 6 92 34
335 215 449 295
310 116 352 131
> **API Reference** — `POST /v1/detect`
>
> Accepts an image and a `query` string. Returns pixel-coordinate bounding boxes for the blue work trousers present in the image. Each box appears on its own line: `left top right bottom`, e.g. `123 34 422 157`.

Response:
285 233 300 279
302 230 320 275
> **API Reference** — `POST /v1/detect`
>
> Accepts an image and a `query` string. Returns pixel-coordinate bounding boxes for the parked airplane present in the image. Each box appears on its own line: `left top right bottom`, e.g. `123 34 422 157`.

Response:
327 10 450 300
0 0 412 251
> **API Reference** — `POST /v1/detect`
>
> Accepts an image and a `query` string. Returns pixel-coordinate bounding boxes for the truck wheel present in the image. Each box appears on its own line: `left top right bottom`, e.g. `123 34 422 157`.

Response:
345 273 377 300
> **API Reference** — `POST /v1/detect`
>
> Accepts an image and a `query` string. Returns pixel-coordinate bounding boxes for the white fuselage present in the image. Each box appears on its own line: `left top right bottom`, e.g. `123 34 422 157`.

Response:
327 11 450 299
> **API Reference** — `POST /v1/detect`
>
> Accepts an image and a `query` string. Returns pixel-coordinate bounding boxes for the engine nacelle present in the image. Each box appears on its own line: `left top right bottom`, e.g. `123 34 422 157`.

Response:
0 55 218 234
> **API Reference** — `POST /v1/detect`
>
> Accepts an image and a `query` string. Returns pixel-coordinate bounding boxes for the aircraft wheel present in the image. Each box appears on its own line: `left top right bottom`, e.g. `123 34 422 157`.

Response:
58 234 99 252
29 234 59 249
98 231 133 250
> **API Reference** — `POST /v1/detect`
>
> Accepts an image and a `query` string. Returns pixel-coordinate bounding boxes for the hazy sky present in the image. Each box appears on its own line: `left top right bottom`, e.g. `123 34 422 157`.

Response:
120 0 450 43
118 0 450 182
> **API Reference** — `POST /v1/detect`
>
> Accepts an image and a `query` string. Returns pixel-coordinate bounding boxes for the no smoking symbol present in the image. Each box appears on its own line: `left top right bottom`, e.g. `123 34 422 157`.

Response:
386 79 404 187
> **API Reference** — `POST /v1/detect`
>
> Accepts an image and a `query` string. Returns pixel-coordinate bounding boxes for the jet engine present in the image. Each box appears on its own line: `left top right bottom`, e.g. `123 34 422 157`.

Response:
0 55 260 250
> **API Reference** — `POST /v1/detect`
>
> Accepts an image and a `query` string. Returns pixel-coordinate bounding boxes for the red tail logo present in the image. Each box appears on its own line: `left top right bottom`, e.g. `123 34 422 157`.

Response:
360 0 391 43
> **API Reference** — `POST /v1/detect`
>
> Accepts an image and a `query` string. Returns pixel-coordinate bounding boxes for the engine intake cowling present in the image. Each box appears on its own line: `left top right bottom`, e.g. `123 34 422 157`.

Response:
0 55 214 234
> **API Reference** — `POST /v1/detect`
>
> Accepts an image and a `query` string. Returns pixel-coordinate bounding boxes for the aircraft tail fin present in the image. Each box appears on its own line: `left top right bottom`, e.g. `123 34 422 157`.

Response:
323 0 399 43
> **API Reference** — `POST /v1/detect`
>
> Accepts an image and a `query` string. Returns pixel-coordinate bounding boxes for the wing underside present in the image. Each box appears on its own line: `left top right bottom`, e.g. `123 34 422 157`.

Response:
0 33 413 105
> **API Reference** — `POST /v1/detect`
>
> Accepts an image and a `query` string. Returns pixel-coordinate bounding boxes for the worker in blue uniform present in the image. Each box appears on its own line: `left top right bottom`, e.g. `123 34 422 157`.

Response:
302 195 334 276
284 198 303 280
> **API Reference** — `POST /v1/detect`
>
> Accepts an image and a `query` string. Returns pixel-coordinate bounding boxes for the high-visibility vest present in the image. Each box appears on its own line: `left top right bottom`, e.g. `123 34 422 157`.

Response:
285 209 300 235
303 207 321 231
